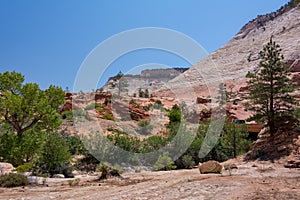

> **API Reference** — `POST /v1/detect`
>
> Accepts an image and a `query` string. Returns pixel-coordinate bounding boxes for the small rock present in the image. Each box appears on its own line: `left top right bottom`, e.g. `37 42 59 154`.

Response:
52 174 65 178
277 145 287 152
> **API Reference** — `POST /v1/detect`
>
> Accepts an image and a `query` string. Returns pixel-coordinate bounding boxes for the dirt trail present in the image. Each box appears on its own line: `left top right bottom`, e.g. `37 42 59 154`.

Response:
1 161 300 200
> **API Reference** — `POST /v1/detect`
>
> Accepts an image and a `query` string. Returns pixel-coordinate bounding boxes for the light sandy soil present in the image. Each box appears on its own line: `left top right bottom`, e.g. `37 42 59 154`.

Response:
1 160 300 200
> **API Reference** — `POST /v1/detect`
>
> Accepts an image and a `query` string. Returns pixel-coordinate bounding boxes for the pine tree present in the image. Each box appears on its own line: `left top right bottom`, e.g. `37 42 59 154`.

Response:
246 37 296 136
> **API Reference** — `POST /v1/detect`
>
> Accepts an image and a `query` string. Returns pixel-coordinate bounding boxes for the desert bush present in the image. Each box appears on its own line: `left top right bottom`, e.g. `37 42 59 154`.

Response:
36 132 72 177
103 114 115 121
98 162 123 179
181 155 195 169
15 163 33 173
137 120 153 135
294 107 300 119
152 100 164 110
96 106 105 113
68 178 80 186
65 134 86 155
84 102 99 110
168 104 181 123
0 173 29 187
138 120 150 127
153 152 176 171
61 109 85 120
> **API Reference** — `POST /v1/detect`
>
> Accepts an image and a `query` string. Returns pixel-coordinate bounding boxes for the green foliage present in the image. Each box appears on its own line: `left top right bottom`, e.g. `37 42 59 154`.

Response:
103 114 115 121
151 100 164 110
129 99 141 107
168 104 181 123
111 164 123 175
0 130 45 166
220 122 251 158
84 102 100 110
65 134 86 155
181 154 195 169
0 173 29 188
0 71 65 137
153 152 177 171
142 135 168 152
61 109 85 120
246 38 296 135
68 178 80 186
294 107 300 119
15 163 33 173
98 162 123 179
96 106 105 113
36 132 72 176
137 120 153 135
138 120 150 127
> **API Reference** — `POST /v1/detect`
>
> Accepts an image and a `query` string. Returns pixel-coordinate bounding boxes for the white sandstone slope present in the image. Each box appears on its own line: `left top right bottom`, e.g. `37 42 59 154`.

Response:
164 2 300 97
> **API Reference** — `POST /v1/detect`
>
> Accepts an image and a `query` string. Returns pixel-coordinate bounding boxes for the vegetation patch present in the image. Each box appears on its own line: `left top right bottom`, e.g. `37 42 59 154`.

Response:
0 173 29 188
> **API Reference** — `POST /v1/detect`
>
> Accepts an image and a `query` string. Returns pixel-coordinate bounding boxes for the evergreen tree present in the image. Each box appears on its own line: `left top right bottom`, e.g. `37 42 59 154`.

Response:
246 37 296 136
0 71 65 137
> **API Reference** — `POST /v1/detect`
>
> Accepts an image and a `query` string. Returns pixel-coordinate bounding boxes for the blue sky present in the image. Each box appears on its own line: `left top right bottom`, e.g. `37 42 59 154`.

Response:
0 0 290 91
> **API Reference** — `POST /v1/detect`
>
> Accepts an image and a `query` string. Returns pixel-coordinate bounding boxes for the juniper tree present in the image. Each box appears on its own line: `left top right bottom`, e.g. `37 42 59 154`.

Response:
246 37 296 136
0 71 65 137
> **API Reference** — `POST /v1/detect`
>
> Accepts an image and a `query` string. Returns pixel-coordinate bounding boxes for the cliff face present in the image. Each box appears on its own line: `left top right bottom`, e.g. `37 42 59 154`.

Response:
164 2 300 96
102 68 188 96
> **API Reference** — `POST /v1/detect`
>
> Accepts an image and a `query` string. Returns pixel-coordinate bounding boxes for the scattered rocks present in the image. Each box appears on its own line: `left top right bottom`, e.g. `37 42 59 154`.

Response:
0 162 14 175
284 159 300 168
198 161 222 174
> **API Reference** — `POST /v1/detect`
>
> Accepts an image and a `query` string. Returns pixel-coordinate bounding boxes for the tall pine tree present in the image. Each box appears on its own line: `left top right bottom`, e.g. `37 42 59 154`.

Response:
246 37 296 136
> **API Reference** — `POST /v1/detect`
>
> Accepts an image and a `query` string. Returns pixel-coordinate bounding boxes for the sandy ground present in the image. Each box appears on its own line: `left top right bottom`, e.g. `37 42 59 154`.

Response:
1 161 300 200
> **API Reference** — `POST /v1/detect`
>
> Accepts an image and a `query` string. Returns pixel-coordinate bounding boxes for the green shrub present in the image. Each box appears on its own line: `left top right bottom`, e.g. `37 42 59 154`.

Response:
84 102 99 110
153 152 177 171
0 130 45 166
65 135 86 155
62 109 85 120
111 164 123 175
96 106 105 113
294 107 300 119
138 120 150 127
168 104 181 123
181 155 195 169
36 132 72 177
61 110 74 120
103 114 115 121
0 173 29 187
98 162 123 179
15 163 33 173
68 178 80 186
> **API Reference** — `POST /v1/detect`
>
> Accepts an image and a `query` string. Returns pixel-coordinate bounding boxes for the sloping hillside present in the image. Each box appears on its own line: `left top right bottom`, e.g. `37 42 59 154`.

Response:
162 2 300 103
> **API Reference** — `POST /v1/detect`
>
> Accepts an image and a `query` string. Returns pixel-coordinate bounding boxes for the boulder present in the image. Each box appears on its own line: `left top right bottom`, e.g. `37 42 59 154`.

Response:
0 162 14 175
198 161 222 174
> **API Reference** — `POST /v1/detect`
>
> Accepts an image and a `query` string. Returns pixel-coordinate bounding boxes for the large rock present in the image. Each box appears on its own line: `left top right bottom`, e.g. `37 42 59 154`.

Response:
0 162 14 175
198 161 222 174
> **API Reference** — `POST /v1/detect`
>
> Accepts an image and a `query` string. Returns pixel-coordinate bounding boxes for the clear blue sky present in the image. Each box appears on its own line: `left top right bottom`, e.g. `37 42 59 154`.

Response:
0 0 290 91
